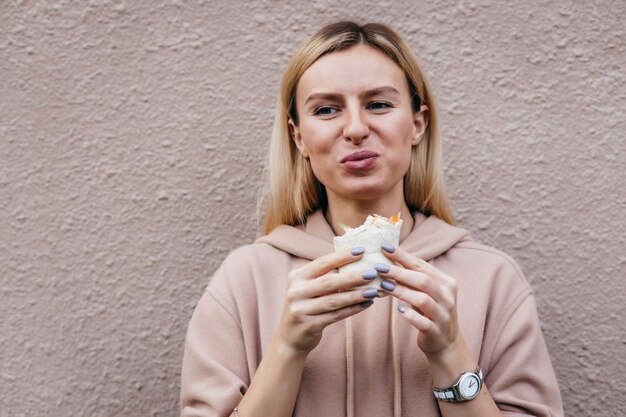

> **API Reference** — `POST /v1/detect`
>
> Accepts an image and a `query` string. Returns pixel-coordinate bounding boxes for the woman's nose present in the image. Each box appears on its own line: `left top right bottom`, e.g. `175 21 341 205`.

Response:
342 106 369 144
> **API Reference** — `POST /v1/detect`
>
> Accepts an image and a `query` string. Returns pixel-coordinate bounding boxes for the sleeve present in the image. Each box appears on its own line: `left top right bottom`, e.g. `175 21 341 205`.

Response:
485 291 564 417
180 288 249 417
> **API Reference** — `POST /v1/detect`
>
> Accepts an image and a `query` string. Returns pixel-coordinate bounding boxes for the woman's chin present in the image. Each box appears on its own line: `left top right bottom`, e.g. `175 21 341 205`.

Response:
330 182 403 204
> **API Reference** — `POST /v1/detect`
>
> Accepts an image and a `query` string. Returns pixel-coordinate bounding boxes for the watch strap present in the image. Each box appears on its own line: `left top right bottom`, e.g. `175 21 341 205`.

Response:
432 368 483 403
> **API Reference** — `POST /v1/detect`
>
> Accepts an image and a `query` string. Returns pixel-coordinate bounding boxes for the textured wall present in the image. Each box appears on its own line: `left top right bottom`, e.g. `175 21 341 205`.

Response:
1 1 624 416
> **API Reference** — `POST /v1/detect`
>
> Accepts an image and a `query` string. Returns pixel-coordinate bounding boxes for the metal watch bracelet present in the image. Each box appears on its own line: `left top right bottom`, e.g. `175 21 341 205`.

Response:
432 368 484 402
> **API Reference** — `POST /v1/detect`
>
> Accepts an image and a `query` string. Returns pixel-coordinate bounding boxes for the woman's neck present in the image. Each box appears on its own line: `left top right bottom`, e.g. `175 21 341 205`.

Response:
324 194 415 242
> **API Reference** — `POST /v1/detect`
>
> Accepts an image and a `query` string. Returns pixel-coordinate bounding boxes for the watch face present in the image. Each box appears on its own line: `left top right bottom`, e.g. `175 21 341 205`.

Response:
459 373 481 399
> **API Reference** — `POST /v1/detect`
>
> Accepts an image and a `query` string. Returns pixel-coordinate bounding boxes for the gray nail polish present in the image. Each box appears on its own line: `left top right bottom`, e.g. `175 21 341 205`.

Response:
381 279 395 292
374 263 390 273
398 304 407 313
362 288 378 299
351 246 366 256
362 269 378 280
360 300 374 308
381 242 396 253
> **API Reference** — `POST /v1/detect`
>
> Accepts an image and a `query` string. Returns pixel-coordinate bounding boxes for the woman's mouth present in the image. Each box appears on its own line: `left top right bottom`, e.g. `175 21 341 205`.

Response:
341 150 379 171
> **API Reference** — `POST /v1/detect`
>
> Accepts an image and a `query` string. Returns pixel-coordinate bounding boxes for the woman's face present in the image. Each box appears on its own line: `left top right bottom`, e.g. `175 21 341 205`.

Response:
290 43 428 204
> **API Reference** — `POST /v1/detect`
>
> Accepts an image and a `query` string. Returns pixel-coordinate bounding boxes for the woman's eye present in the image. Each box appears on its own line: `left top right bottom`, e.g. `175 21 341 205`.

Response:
368 101 392 110
313 106 338 116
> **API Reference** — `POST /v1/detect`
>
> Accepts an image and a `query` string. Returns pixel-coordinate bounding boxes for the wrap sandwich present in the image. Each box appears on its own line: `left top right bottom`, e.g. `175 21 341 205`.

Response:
333 214 402 297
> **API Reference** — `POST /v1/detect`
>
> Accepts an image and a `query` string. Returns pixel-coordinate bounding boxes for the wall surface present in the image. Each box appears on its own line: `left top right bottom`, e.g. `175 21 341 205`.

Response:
1 1 625 416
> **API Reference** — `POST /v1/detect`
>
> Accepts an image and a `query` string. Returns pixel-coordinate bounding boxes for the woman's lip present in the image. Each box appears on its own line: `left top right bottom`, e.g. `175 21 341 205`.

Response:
342 156 378 171
341 151 379 171
341 150 379 163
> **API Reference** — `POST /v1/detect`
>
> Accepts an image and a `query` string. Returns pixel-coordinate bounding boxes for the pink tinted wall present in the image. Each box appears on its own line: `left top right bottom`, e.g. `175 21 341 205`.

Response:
1 1 624 416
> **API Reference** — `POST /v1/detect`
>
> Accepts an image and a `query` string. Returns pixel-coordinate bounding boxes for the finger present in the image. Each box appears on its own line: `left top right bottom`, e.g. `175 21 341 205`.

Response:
296 287 378 315
310 299 374 331
381 280 448 324
397 303 435 333
376 263 450 306
294 269 378 298
293 247 365 281
381 244 454 286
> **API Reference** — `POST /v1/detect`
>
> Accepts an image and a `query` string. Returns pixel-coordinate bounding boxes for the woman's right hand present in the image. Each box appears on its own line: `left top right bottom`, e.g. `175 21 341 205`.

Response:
276 247 378 354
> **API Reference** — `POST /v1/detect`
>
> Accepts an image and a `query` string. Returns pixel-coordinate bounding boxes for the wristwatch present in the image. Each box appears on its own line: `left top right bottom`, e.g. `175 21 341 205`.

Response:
432 368 483 402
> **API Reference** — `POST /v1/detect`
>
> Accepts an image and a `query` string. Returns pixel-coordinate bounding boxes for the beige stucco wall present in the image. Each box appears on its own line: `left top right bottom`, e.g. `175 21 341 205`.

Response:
1 1 625 416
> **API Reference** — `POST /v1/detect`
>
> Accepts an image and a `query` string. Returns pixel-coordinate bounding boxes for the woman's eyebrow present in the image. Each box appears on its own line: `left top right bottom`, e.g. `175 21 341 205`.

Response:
304 92 342 105
304 86 401 105
362 86 401 99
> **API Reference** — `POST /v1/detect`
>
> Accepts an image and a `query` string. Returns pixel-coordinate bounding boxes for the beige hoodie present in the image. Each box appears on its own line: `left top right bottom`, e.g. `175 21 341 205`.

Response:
180 210 564 417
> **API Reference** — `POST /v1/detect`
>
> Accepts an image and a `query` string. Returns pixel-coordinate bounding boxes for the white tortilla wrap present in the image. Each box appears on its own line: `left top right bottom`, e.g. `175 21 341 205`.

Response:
333 214 402 297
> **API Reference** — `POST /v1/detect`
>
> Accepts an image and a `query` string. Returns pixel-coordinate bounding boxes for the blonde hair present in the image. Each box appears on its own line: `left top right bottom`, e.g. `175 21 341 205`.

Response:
260 21 455 234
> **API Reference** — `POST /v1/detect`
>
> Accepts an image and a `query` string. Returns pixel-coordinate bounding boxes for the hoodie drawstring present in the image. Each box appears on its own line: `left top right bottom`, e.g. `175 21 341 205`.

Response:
346 298 401 417
391 296 401 417
346 316 354 417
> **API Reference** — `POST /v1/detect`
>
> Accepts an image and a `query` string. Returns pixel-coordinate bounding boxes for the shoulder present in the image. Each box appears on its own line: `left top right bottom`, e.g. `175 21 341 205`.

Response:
434 238 534 309
218 241 294 273
451 240 529 288
201 241 296 333
207 241 294 295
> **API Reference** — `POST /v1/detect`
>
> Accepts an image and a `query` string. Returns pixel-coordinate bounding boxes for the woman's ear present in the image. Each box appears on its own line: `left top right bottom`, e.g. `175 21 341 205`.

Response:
288 119 308 158
411 105 429 146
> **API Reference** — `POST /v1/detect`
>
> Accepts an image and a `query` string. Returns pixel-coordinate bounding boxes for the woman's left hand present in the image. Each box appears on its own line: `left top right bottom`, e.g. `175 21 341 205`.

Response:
375 244 461 359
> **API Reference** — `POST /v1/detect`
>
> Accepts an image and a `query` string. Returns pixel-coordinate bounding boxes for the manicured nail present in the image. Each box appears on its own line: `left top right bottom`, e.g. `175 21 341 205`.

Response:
360 300 374 308
381 242 396 253
362 288 378 299
351 246 365 256
381 279 395 292
398 304 407 313
362 269 378 280
374 263 390 273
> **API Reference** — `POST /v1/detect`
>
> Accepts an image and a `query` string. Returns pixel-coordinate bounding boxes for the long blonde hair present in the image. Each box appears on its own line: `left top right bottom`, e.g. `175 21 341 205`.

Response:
260 21 455 235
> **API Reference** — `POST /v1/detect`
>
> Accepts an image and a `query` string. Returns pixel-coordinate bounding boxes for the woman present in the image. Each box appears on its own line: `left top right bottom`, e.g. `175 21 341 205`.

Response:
180 21 563 417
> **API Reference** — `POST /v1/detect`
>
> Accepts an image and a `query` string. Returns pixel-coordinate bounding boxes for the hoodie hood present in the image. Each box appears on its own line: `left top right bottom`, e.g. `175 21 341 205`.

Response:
256 209 470 261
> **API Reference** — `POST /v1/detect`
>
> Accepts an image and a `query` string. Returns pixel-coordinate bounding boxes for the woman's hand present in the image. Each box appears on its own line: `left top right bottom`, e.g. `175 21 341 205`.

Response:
276 247 378 355
375 244 503 416
375 244 461 360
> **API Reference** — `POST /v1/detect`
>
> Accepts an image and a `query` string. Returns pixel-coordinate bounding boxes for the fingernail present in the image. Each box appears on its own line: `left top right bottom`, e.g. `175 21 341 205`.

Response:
361 269 378 280
381 279 395 292
374 263 390 273
351 246 365 256
360 300 374 308
398 304 407 313
381 242 396 253
362 288 378 299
